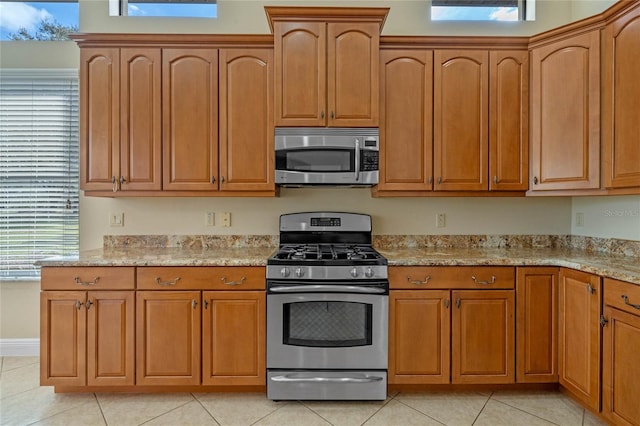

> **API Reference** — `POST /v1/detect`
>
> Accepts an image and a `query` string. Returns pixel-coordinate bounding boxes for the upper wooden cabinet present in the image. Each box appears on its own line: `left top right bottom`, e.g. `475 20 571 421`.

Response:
530 30 601 191
267 7 388 127
434 50 489 191
379 50 434 191
603 2 640 190
163 48 219 191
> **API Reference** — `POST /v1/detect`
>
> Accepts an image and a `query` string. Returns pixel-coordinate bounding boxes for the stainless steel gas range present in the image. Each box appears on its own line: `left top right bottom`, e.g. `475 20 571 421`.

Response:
266 212 389 401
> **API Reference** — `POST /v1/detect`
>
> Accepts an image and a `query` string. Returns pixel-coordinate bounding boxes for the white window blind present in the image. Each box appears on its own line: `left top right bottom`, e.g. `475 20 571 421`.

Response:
0 69 79 280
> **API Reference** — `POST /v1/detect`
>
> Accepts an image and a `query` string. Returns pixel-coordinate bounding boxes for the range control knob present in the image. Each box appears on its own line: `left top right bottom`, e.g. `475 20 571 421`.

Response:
295 267 304 278
365 268 374 278
350 267 359 278
280 267 290 278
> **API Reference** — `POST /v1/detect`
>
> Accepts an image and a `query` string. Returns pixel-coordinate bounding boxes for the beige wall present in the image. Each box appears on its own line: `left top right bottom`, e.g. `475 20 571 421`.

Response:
572 195 640 241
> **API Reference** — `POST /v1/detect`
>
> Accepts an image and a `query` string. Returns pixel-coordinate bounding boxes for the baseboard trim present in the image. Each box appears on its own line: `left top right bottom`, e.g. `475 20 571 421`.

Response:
0 338 40 357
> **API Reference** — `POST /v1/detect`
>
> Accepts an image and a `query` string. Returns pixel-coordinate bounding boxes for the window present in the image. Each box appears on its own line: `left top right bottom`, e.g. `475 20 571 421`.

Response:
432 0 535 21
0 1 79 41
109 0 217 18
0 69 79 280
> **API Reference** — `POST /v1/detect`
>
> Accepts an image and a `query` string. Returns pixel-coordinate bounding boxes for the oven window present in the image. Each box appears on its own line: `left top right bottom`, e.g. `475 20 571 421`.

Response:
283 301 372 347
278 149 353 172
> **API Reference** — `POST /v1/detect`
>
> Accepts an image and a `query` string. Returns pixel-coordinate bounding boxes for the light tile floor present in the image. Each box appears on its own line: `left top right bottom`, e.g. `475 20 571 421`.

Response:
0 357 610 426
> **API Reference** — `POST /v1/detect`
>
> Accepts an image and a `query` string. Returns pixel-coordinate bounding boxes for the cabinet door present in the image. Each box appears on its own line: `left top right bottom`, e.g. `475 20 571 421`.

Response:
379 50 433 191
516 267 558 383
489 50 529 191
451 290 514 384
530 31 600 190
434 50 489 191
274 22 326 126
202 291 266 386
558 269 601 411
86 291 135 386
602 306 640 426
80 48 120 192
163 49 219 191
136 291 201 385
219 49 274 192
40 291 86 386
327 22 379 127
603 4 640 189
120 48 162 191
389 290 450 384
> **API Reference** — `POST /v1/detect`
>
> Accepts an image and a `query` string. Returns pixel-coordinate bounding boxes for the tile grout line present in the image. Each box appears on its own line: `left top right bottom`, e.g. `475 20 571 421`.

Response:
480 397 563 426
471 390 494 425
135 396 197 426
191 392 222 426
392 398 447 425
94 392 109 426
248 399 294 426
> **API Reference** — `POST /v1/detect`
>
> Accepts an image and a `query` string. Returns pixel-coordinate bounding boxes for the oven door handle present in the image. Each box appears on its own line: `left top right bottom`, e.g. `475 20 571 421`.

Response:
269 285 386 294
270 374 384 383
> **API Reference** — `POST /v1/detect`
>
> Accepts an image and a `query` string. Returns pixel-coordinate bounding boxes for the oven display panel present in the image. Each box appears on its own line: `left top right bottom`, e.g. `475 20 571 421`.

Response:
311 217 341 227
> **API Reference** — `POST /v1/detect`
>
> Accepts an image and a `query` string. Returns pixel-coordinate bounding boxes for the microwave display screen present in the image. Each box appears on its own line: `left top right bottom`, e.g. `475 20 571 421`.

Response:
279 149 353 172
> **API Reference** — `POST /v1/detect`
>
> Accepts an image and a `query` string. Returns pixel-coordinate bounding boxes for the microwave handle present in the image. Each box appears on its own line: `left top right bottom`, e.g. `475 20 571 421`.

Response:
354 139 360 182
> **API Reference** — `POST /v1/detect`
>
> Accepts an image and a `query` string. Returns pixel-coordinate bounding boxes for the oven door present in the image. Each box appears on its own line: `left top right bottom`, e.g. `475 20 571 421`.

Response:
267 289 388 370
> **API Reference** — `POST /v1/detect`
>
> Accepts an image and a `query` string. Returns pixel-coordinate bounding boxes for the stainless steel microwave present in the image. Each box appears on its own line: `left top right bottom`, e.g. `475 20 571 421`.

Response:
275 128 379 187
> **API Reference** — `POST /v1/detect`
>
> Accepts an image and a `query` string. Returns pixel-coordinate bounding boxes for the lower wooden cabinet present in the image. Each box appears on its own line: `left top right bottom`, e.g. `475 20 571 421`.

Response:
388 266 515 385
558 268 601 412
602 278 640 425
451 290 515 384
516 267 558 383
136 291 202 386
40 267 135 387
202 291 266 386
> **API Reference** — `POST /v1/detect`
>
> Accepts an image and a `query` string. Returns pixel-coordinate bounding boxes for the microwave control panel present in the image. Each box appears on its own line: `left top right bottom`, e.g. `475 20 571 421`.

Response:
361 150 379 171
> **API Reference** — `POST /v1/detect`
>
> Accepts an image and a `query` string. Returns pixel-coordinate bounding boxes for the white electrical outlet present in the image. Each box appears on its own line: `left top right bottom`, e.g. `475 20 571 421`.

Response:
436 213 446 228
221 212 231 227
206 212 215 227
109 212 124 227
576 212 585 227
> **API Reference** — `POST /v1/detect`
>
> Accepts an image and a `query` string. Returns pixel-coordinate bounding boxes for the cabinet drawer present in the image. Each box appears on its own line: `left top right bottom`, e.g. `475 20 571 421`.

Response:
390 266 514 290
137 266 265 290
604 278 640 317
41 267 135 290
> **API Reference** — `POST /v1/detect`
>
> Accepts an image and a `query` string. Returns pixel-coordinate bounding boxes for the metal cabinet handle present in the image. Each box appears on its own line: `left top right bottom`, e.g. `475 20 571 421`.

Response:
533 176 538 185
622 295 640 310
220 176 225 183
600 315 609 327
456 298 461 308
221 276 246 286
75 300 83 310
211 176 216 184
437 177 442 184
192 300 197 309
74 276 99 286
407 276 431 286
203 300 209 309
112 176 117 192
86 299 93 310
587 283 596 294
445 299 450 309
119 176 125 187
330 111 334 119
156 277 180 286
471 275 496 285
321 111 325 119
428 176 433 185
493 176 498 185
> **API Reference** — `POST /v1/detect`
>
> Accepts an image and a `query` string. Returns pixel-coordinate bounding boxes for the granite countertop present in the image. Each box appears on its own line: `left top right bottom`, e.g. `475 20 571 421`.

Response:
38 245 640 286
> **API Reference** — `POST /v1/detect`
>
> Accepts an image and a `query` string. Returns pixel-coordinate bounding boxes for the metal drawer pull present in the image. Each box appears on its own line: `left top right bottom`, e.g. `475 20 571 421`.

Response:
271 375 383 384
622 295 640 310
156 277 180 286
74 276 99 286
407 276 431 285
221 276 246 286
75 300 83 310
471 275 496 285
86 299 93 310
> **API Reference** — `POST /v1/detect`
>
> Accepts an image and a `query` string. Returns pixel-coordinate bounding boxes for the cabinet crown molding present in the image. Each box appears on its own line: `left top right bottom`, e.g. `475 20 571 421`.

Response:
264 6 389 34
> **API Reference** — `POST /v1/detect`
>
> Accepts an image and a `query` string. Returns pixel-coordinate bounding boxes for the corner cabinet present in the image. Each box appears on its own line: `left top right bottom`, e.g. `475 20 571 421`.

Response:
530 30 601 191
603 2 640 190
72 35 276 197
558 268 601 412
266 7 388 127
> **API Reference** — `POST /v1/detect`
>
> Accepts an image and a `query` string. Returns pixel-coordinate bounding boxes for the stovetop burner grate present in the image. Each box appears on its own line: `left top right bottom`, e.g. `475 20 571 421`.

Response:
274 244 383 262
